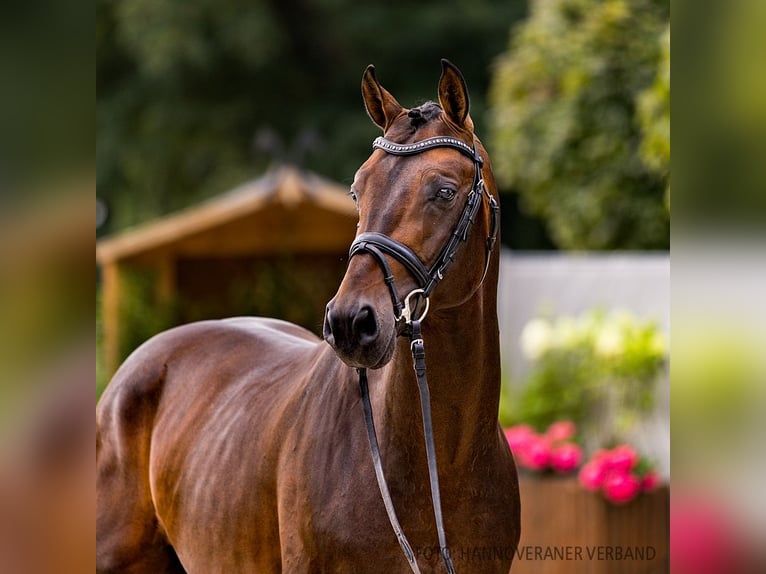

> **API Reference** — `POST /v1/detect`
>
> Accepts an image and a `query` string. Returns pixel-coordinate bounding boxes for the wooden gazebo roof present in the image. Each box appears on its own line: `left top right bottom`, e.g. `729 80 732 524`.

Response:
96 165 357 266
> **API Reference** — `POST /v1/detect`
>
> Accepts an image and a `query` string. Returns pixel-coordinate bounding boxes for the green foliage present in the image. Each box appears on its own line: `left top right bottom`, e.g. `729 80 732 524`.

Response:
117 269 177 363
489 0 670 249
511 344 595 432
674 1 766 228
638 24 670 206
672 321 762 445
98 0 526 232
504 309 666 446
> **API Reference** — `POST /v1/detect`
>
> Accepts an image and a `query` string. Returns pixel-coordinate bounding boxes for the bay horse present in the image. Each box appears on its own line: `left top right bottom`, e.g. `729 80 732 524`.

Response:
97 60 520 573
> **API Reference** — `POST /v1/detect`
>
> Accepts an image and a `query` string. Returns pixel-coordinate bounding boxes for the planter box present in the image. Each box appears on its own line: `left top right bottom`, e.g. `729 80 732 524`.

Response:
512 475 669 574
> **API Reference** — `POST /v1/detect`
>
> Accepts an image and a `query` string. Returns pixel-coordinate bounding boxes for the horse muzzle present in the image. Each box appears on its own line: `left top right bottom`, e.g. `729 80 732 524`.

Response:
323 298 396 369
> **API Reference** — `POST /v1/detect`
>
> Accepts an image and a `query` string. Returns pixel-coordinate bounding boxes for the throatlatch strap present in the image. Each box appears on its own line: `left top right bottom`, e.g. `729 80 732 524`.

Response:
358 368 422 574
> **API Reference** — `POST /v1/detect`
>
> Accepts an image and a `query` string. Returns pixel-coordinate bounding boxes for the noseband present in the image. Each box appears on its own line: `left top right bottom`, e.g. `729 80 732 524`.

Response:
349 135 499 574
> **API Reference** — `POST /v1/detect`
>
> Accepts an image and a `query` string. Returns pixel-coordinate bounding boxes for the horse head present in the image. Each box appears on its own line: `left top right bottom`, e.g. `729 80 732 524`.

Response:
324 60 498 369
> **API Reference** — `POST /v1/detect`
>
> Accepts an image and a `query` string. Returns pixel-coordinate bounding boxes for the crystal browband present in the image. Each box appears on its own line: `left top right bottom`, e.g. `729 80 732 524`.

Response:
373 136 482 164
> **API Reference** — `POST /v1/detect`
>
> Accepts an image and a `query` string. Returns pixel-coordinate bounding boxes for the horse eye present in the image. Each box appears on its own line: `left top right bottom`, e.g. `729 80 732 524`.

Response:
435 188 456 201
349 190 358 204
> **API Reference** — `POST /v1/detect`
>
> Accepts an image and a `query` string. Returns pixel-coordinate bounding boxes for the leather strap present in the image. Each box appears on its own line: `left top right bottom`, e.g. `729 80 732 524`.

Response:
351 135 495 302
351 133 500 573
373 136 483 165
409 320 456 574
357 321 456 574
350 241 406 319
358 368 422 574
351 232 431 289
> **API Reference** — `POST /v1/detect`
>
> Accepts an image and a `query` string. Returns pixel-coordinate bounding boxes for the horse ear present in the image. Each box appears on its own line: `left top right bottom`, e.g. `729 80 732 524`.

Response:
438 59 471 128
361 65 403 131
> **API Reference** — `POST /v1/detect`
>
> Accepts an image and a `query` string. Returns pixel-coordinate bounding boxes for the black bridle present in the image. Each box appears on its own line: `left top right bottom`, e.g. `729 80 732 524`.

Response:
349 134 499 574
350 135 498 325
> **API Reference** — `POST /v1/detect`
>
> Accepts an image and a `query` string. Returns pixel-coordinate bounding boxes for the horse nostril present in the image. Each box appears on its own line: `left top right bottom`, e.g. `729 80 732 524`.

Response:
323 304 336 343
325 302 379 351
353 305 378 344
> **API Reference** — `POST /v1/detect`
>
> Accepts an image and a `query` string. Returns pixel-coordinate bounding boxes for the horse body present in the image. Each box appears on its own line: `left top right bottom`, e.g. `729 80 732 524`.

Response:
98 318 518 572
97 61 520 573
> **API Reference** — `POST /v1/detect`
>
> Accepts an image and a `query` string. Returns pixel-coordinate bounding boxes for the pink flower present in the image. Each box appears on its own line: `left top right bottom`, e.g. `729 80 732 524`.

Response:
641 470 661 492
604 445 638 473
545 421 576 443
518 435 551 471
671 495 744 574
550 443 583 474
579 459 608 491
591 448 610 461
503 425 535 452
602 471 641 504
578 444 657 502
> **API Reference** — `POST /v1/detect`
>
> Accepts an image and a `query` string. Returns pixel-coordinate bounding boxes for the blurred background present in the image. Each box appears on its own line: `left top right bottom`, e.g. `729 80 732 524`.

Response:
94 1 674 571
96 0 669 250
3 0 766 572
95 0 671 382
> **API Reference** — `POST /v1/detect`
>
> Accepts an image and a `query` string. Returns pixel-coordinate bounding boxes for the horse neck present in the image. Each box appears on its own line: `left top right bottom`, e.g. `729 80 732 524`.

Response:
375 270 501 470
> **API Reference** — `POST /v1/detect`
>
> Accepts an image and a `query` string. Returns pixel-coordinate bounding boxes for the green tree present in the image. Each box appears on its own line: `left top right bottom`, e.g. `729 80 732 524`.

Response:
97 0 526 233
638 24 670 208
489 0 669 249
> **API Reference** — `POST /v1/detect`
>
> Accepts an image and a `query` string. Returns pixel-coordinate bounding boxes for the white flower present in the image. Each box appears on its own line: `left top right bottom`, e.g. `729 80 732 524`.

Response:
520 318 553 360
594 323 625 358
554 316 580 348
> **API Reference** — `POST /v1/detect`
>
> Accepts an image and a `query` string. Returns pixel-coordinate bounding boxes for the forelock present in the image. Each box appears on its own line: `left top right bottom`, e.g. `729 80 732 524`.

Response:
407 101 442 128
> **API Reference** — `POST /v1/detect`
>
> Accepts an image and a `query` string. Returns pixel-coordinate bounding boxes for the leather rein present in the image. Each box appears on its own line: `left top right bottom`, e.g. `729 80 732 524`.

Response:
349 135 499 573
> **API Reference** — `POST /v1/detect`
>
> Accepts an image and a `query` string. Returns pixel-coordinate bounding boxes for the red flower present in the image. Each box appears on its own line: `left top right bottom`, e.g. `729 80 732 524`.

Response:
578 444 657 503
504 422 586 474
602 471 641 504
579 459 608 491
518 434 551 471
545 420 576 443
503 425 535 452
604 444 638 473
550 443 583 474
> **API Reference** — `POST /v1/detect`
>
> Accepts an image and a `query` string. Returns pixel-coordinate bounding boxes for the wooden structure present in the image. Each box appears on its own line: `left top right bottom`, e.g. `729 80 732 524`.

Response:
97 166 358 376
512 475 669 574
